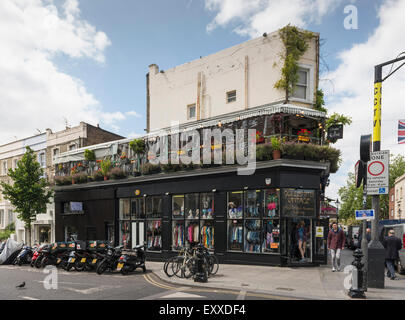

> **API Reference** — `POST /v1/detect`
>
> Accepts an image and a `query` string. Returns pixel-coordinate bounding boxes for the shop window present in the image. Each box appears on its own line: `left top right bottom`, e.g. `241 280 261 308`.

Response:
245 190 262 218
147 220 162 251
228 191 243 219
172 193 215 251
131 198 145 219
65 226 78 241
264 189 280 217
292 68 308 100
262 219 280 254
227 189 281 254
119 199 131 220
172 195 185 218
120 221 131 249
62 201 84 214
146 196 162 219
228 220 243 251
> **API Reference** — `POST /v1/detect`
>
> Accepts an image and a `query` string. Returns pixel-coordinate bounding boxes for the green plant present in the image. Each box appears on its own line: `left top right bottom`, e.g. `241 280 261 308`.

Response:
72 172 88 184
93 170 104 181
84 149 96 161
129 139 146 155
315 89 327 113
270 136 282 151
274 24 315 103
109 167 126 179
100 159 112 177
140 163 161 175
256 144 273 161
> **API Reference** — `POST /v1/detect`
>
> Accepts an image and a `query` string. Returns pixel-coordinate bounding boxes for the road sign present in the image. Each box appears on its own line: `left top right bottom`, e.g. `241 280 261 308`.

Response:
366 150 389 195
355 209 375 220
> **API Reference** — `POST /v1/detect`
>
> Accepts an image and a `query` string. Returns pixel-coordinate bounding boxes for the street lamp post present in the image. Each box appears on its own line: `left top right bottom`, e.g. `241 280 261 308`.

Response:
368 54 405 288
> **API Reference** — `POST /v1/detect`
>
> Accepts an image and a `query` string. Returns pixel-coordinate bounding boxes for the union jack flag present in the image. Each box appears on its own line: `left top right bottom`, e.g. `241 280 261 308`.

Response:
399 120 405 144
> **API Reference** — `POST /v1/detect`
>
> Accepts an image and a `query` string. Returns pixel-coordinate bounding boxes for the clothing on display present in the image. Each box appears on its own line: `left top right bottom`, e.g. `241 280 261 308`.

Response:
262 220 280 252
229 224 243 251
186 223 200 244
147 220 162 251
201 225 214 249
172 223 184 249
265 192 279 217
244 220 261 253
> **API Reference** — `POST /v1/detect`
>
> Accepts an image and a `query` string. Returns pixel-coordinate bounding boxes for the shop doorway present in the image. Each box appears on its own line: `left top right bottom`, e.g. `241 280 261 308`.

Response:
286 218 312 263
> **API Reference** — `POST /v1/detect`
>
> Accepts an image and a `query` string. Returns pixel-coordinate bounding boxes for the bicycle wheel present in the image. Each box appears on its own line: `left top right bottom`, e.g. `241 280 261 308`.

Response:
172 257 186 278
207 254 219 276
163 256 177 278
182 258 194 279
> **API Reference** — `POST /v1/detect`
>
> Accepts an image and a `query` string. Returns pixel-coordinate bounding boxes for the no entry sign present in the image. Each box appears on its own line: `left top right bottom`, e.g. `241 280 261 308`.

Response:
366 150 389 195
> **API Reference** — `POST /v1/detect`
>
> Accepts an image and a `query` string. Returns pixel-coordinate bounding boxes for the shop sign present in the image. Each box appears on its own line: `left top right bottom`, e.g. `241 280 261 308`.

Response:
281 189 316 217
355 209 375 220
315 226 324 238
327 124 343 140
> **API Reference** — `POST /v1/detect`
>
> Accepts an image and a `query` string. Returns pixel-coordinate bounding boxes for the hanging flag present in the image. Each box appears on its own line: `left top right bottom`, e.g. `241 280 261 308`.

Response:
399 120 405 144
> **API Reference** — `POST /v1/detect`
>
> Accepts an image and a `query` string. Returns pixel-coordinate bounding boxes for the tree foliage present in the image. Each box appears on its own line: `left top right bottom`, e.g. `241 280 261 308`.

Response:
0 147 53 232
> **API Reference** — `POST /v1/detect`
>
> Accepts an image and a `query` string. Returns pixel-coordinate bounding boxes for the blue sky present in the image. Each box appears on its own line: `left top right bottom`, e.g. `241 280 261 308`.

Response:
51 0 381 137
1 0 405 200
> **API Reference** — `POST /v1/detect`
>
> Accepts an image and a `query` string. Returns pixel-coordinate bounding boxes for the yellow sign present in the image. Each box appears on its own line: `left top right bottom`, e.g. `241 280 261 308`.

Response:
373 82 382 143
316 226 324 238
134 189 141 196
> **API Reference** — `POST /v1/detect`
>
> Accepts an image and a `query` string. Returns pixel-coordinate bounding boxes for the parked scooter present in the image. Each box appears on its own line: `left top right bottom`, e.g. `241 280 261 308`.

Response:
32 244 49 268
40 242 69 268
96 245 123 275
116 245 146 275
13 245 33 266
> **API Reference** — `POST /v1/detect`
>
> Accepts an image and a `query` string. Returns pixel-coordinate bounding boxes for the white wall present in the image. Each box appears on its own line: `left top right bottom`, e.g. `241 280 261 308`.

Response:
148 29 318 131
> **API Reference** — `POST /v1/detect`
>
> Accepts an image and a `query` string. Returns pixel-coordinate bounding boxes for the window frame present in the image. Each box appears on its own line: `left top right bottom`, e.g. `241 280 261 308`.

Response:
226 90 237 103
187 104 196 120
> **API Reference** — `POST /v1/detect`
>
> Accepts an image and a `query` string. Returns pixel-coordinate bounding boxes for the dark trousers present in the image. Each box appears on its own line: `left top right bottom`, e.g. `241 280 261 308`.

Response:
386 259 396 278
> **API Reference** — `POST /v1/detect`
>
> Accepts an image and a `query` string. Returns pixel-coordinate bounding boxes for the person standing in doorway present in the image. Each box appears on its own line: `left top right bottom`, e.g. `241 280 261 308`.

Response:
382 229 402 280
297 221 307 262
327 222 346 272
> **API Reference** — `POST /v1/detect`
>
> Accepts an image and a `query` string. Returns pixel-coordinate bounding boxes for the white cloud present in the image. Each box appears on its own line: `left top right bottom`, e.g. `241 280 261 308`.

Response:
324 0 405 200
0 0 116 144
204 0 343 37
125 110 142 118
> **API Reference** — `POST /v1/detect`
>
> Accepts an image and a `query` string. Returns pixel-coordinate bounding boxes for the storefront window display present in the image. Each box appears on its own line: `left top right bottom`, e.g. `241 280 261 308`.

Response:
227 189 281 254
119 196 163 251
172 193 215 250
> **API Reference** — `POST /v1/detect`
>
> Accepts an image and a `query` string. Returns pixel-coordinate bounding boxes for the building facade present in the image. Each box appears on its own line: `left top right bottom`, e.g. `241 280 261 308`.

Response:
146 29 319 132
395 174 405 220
0 122 123 244
389 187 395 220
52 27 335 266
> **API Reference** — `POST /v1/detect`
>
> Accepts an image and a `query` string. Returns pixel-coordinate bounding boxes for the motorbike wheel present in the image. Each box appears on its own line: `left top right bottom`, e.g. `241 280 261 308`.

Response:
30 259 35 267
120 265 130 275
66 263 73 272
74 261 86 272
18 260 23 266
35 256 43 268
40 257 49 268
142 266 146 273
96 261 108 275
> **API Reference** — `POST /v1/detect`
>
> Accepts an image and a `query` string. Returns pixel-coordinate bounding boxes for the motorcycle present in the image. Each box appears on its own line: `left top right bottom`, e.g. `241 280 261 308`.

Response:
96 245 123 275
32 244 49 268
40 242 69 268
13 245 33 266
116 245 146 275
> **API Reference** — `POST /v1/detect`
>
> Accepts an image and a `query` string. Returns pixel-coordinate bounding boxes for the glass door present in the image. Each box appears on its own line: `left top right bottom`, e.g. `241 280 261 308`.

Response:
285 218 312 263
313 218 329 265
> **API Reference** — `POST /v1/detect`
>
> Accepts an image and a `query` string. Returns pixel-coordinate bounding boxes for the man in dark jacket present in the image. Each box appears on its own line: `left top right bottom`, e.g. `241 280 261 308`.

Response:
327 222 346 272
382 229 403 280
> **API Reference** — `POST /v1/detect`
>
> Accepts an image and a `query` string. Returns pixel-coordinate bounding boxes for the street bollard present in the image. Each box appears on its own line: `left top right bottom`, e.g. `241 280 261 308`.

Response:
193 244 208 283
348 248 366 299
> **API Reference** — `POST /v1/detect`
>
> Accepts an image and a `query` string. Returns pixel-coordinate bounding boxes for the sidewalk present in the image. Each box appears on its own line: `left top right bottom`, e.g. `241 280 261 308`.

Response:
148 249 405 300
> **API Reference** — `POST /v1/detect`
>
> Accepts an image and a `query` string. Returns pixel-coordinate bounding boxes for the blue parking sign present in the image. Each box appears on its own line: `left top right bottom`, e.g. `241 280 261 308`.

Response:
379 188 386 194
355 209 375 220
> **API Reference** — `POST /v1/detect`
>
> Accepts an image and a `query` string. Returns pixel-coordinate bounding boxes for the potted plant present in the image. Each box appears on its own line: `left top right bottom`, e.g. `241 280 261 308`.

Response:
100 159 112 180
130 138 146 172
271 136 282 160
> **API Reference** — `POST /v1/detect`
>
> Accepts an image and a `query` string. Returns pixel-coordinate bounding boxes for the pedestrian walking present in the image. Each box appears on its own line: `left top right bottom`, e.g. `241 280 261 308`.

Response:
327 222 346 272
359 228 371 244
382 229 402 280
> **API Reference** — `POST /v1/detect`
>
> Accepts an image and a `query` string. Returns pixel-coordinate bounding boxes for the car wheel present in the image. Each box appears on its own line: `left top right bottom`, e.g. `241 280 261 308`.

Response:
398 260 405 275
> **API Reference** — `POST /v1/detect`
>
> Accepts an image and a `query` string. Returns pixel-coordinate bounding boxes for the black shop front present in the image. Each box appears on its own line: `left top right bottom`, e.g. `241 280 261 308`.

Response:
54 159 329 267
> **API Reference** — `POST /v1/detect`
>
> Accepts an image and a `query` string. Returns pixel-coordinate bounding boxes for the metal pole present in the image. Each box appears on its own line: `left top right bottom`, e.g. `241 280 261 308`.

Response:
367 65 385 288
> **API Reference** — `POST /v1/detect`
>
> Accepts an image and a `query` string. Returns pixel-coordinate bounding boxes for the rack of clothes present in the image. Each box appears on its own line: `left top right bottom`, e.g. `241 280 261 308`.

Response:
147 220 162 251
244 220 261 253
229 224 243 250
265 192 279 217
186 223 200 244
147 235 162 250
201 225 214 249
172 223 184 249
262 220 280 252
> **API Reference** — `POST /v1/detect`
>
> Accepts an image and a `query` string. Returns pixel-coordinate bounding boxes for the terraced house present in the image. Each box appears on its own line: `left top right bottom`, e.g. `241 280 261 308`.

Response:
53 26 342 267
0 122 123 244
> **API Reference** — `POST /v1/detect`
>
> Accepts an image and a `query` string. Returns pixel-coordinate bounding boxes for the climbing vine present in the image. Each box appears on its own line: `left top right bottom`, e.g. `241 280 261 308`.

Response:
274 24 315 103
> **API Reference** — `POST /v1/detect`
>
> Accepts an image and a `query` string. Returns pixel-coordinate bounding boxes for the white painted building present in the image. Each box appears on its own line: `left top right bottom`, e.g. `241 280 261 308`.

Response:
395 173 405 219
146 28 319 132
